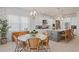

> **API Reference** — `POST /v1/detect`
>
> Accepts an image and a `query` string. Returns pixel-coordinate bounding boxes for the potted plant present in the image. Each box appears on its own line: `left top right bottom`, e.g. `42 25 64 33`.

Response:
0 19 10 44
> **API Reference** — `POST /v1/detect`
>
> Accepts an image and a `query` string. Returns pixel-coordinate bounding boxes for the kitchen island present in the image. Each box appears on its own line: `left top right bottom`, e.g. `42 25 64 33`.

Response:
51 29 66 42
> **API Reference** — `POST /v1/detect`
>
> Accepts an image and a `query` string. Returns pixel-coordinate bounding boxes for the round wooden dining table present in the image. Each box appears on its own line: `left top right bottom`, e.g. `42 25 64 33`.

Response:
17 33 48 51
18 33 47 42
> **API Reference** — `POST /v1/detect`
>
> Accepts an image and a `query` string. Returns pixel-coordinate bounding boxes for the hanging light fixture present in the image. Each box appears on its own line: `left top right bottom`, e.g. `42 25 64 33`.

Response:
30 8 38 19
55 8 64 21
30 10 37 17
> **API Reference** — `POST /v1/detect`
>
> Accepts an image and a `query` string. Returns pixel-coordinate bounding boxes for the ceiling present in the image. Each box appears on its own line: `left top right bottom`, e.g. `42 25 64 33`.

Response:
22 7 79 17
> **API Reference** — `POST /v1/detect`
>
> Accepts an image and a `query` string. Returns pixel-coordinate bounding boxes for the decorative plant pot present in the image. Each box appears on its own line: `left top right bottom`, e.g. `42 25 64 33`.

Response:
1 38 7 44
0 33 1 44
0 39 1 45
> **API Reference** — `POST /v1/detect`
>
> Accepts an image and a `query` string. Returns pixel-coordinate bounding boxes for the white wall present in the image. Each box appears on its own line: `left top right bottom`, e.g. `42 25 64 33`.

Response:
27 15 55 33
61 16 78 36
33 15 54 29
61 17 71 29
76 12 79 36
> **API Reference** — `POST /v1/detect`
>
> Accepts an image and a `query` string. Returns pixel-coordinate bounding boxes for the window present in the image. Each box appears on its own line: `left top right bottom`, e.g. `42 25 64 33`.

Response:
7 15 29 32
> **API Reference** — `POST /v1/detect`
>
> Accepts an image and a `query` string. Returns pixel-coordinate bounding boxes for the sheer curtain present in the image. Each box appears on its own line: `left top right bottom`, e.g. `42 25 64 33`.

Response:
7 15 29 41
20 16 29 31
8 15 20 32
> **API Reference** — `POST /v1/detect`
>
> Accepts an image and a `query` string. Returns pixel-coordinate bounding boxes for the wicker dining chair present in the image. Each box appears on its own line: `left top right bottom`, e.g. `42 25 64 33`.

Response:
42 37 49 49
13 35 24 52
42 32 49 49
28 38 41 52
71 28 74 39
60 30 69 41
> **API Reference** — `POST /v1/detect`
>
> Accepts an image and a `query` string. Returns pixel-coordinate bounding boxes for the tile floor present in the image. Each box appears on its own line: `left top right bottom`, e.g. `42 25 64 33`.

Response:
0 36 79 52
